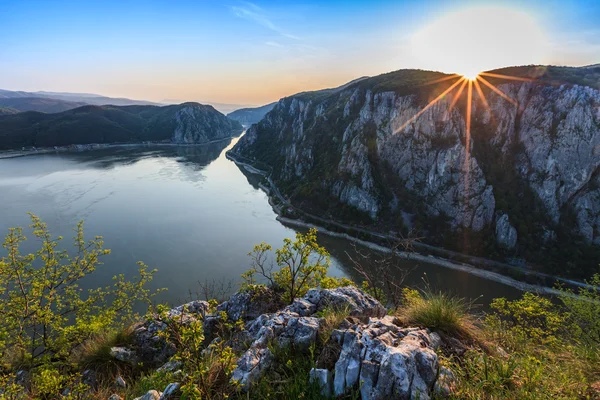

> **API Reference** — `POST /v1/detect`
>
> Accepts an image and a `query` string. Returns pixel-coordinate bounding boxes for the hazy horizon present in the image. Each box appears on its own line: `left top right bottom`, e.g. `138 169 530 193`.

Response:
2 0 599 106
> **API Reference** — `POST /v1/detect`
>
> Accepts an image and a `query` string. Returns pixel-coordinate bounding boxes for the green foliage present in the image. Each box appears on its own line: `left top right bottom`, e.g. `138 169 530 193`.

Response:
0 214 159 368
242 228 331 303
559 273 600 346
487 293 567 347
319 276 354 289
31 367 68 399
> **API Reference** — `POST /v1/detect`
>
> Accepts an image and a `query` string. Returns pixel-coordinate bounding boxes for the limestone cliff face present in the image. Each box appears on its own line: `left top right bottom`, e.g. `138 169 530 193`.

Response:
171 103 243 144
231 68 600 259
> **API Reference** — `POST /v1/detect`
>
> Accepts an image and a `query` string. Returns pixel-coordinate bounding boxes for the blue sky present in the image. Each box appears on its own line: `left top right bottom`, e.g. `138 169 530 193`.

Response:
1 0 598 105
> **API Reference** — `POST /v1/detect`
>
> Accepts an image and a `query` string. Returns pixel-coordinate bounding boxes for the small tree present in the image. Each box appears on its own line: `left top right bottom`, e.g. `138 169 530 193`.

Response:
241 228 330 303
0 214 159 368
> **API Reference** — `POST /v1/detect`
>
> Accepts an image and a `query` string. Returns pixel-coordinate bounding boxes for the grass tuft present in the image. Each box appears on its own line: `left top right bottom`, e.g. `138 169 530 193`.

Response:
397 289 479 340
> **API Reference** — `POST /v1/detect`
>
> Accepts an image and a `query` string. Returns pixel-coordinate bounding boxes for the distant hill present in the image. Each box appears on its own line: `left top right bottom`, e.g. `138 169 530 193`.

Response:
228 102 277 125
0 107 19 116
0 102 243 150
0 97 88 113
0 89 159 107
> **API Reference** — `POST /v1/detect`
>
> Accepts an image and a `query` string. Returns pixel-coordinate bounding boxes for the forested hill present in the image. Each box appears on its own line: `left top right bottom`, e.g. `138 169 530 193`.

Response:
0 102 243 150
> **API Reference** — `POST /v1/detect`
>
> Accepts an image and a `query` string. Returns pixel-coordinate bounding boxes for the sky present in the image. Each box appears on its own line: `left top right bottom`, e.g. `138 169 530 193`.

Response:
1 0 599 106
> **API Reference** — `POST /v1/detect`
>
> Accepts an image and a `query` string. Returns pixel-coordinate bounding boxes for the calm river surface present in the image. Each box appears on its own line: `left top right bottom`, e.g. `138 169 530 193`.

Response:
0 136 521 307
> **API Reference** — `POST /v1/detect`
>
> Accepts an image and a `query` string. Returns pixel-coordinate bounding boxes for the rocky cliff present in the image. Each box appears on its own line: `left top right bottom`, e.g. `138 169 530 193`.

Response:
231 66 600 276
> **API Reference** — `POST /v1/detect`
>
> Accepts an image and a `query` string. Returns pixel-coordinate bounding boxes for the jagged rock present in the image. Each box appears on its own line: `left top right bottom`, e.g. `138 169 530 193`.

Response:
81 369 97 388
108 394 123 400
309 368 333 397
115 375 127 388
157 360 183 373
433 366 456 398
329 316 439 399
167 300 209 319
110 346 139 364
429 331 442 351
495 214 518 249
230 347 275 388
134 390 162 400
159 383 181 400
217 286 282 321
15 370 29 388
231 287 386 390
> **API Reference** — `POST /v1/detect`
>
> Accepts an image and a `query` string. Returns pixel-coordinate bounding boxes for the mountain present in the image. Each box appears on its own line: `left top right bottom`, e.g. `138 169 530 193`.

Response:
227 102 277 125
0 102 243 150
0 97 88 113
0 89 158 107
230 65 600 277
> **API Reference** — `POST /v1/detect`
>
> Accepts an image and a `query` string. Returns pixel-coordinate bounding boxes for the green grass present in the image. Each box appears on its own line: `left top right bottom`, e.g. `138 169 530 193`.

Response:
397 289 478 340
75 325 137 380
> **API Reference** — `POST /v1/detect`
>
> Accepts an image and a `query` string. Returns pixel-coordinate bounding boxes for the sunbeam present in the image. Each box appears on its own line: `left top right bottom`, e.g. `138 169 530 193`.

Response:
476 76 518 106
394 77 464 134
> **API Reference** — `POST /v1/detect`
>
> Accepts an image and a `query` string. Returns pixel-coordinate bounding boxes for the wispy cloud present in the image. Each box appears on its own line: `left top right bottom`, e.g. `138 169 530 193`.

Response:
265 41 283 48
231 1 299 40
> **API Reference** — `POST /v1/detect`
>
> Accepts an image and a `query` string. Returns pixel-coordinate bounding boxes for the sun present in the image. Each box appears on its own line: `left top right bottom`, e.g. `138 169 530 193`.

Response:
409 6 548 76
462 71 479 81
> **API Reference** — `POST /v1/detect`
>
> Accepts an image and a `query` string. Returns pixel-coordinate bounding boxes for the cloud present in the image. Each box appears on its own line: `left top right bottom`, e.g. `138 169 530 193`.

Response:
265 41 283 48
231 2 299 40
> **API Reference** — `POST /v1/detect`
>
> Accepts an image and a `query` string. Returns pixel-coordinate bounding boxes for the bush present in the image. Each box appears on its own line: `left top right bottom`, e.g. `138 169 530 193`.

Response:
559 272 600 346
241 228 331 303
0 214 161 397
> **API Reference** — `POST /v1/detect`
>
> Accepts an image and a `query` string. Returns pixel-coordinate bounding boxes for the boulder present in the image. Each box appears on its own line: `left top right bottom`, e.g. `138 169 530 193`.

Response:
108 395 123 400
230 287 386 390
329 316 439 400
134 390 162 400
230 347 274 388
309 368 333 397
110 346 139 364
115 375 127 388
159 382 181 400
217 286 282 321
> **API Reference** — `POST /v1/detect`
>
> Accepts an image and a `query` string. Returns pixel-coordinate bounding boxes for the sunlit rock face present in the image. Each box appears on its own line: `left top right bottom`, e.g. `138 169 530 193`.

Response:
231 71 600 251
172 103 242 144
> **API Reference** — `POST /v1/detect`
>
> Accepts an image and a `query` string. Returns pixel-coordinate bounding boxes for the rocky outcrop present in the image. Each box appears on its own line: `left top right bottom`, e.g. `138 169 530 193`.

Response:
116 286 449 400
495 214 518 249
228 286 439 400
231 67 600 271
172 103 243 144
329 317 438 399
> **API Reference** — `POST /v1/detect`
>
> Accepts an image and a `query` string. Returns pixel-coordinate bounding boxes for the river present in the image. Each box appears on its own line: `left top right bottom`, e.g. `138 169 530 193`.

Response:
0 136 522 307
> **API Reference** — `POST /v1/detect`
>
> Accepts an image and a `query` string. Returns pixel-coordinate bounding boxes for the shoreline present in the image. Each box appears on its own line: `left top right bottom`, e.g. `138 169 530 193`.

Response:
226 151 592 294
276 216 564 295
0 136 238 160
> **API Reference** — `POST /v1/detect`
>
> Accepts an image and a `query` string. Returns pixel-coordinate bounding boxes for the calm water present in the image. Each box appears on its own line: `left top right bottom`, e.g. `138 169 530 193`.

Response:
0 137 521 307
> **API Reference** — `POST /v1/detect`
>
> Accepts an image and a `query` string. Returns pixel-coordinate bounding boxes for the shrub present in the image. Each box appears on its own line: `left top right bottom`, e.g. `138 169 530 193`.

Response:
241 228 331 303
559 272 600 346
0 214 159 369
487 292 567 347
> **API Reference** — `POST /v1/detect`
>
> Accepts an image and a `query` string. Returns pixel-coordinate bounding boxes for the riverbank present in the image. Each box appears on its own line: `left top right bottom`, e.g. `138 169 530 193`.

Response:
0 136 239 160
226 150 591 293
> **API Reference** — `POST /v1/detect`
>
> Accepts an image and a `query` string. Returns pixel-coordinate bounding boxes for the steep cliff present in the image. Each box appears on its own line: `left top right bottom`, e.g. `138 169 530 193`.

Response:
0 102 243 149
231 66 600 276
